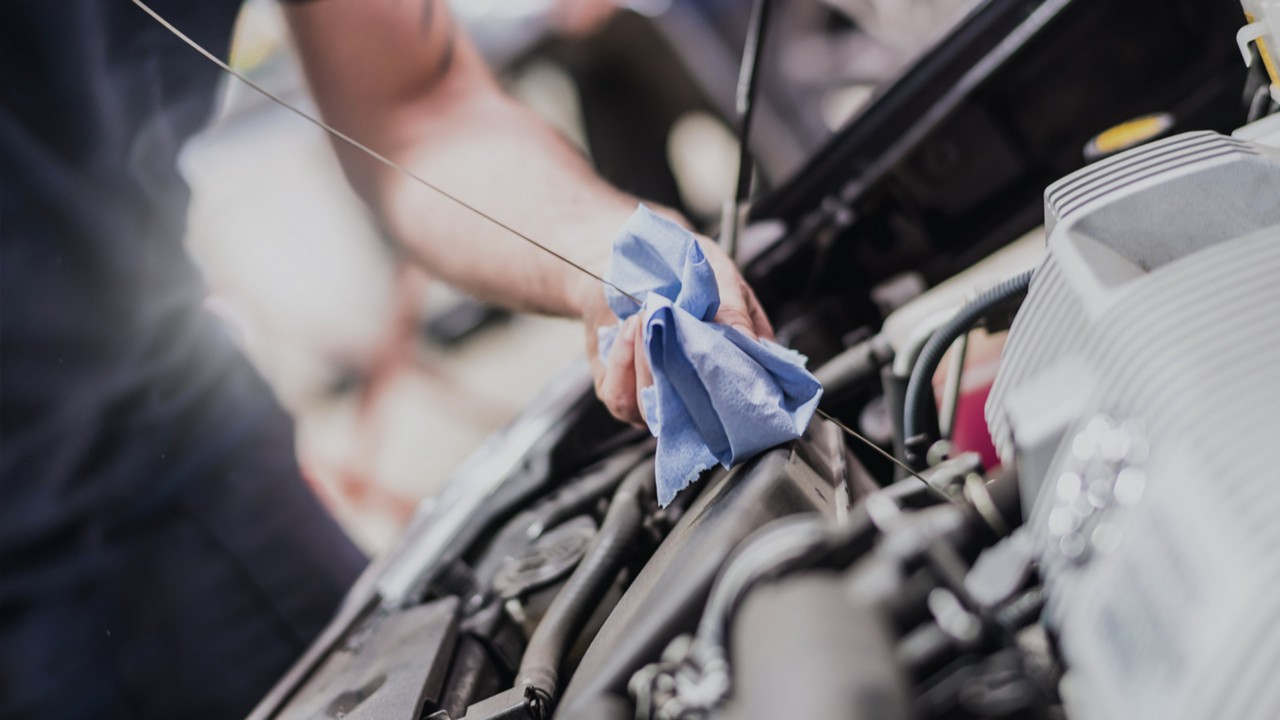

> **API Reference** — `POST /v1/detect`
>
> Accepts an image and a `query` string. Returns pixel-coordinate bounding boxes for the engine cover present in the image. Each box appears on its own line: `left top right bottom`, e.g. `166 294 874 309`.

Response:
985 128 1280 720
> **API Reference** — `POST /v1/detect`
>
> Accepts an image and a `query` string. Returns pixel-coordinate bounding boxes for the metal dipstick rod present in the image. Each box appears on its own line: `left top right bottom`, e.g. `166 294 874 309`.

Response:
132 0 940 494
128 0 642 309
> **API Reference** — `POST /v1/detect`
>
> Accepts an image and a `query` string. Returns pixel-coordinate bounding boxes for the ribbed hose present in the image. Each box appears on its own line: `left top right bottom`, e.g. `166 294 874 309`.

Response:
516 460 652 717
902 270 1033 467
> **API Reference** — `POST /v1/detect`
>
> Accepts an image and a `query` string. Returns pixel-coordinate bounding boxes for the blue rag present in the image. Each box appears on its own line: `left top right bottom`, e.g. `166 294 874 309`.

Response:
598 206 823 506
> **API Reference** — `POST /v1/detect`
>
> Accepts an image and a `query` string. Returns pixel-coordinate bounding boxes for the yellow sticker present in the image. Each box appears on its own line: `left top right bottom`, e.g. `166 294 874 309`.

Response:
1086 113 1175 159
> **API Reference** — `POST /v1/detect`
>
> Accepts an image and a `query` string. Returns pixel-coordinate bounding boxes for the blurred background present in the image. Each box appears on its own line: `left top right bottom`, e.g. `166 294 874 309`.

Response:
181 0 977 553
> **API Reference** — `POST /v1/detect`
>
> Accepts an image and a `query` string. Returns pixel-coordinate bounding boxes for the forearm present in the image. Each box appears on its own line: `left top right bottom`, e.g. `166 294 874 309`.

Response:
373 91 637 318
285 0 771 427
286 0 637 319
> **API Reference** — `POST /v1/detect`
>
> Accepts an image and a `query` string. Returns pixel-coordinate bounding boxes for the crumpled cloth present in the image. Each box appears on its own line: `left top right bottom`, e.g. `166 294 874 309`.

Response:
598 206 823 506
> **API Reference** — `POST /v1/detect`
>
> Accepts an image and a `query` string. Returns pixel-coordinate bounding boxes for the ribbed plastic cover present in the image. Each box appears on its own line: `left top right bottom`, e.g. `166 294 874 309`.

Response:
983 130 1280 720
987 131 1279 460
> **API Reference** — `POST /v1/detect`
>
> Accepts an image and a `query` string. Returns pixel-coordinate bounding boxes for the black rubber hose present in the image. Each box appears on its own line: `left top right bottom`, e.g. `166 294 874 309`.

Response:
472 445 650 590
532 464 632 537
515 459 652 717
902 270 1033 467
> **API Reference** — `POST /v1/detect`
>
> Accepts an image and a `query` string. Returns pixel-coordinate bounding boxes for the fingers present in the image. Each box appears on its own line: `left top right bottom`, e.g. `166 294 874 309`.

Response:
633 315 653 411
582 272 650 428
698 236 774 342
599 315 645 426
714 300 756 338
744 283 776 341
715 277 776 342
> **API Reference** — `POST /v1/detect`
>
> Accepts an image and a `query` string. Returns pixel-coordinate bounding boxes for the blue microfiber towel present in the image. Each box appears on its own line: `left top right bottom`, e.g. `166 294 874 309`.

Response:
598 205 823 506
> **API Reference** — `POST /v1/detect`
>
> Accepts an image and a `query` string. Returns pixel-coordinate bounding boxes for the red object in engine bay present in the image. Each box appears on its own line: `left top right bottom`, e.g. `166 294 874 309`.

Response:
935 332 1003 470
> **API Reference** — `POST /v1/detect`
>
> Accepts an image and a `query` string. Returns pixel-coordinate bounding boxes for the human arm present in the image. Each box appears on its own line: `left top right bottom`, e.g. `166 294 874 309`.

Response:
283 0 772 423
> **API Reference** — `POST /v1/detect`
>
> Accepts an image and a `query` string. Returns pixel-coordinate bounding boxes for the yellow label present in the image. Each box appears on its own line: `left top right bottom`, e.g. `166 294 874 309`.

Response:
1089 114 1174 157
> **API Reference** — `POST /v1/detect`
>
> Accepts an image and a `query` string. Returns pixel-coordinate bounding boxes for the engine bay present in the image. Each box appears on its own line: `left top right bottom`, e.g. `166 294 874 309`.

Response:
247 1 1280 719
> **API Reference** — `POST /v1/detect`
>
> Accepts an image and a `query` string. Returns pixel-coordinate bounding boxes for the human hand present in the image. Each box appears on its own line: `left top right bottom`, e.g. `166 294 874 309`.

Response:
581 237 775 427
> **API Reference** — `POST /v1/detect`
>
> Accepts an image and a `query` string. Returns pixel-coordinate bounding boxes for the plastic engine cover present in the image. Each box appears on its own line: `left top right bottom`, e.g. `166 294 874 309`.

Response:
985 129 1280 720
554 417 870 718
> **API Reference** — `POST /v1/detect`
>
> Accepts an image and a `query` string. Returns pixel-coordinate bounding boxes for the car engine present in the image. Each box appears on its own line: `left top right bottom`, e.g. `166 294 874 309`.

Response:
246 0 1280 718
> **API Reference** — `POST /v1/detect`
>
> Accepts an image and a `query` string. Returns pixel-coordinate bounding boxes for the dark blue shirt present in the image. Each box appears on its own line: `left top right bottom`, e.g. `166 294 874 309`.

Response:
1 0 284 593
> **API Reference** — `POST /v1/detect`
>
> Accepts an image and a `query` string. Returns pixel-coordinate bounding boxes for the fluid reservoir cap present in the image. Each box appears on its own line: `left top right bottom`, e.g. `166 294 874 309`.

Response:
1084 113 1175 161
493 515 598 599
